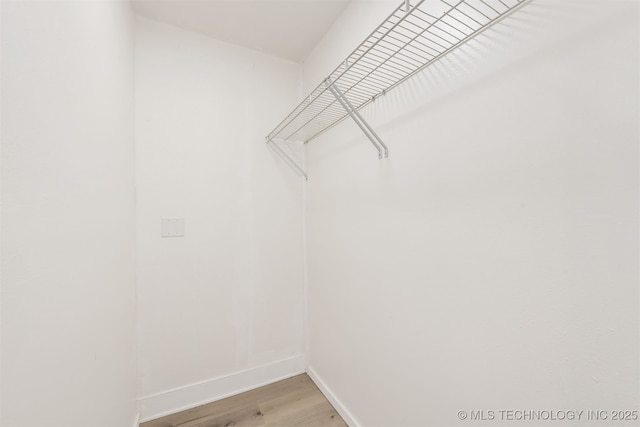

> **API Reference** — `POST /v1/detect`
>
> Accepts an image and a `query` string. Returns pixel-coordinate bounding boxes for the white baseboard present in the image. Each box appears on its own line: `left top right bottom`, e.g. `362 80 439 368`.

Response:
307 366 361 427
131 412 140 427
139 355 306 422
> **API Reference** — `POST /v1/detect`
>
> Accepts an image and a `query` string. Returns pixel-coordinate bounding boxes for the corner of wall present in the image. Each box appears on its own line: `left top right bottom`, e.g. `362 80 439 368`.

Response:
306 366 360 427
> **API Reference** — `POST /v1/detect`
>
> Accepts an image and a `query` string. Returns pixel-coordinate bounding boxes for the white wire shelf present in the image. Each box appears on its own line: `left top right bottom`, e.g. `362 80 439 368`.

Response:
266 0 529 178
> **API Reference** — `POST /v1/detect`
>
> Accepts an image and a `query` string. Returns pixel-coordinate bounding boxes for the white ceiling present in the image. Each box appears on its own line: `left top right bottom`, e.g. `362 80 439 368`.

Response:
131 0 351 62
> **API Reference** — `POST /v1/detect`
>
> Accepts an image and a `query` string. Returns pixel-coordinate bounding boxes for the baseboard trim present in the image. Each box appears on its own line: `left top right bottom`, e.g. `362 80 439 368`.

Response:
307 366 360 427
139 355 306 422
131 412 140 427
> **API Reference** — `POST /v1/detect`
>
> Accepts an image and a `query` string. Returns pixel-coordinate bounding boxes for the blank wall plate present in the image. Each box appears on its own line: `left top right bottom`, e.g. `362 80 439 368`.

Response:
161 218 184 237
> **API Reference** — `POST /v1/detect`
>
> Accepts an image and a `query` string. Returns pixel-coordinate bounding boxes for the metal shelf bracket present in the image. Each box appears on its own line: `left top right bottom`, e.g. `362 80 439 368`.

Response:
324 78 389 159
267 138 308 181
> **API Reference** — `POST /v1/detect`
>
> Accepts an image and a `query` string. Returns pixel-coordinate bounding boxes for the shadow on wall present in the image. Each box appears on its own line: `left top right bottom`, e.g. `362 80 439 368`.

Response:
310 0 634 165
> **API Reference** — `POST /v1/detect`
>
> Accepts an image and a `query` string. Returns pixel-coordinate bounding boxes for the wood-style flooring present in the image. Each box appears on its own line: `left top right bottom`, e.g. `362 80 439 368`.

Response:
140 374 348 427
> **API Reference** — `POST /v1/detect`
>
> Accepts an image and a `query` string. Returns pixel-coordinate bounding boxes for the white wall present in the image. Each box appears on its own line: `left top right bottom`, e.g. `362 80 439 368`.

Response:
0 1 138 426
304 1 639 426
134 17 305 421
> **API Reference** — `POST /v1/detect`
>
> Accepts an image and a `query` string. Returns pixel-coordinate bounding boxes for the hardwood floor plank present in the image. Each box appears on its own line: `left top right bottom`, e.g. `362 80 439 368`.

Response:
141 374 347 427
261 395 346 427
175 406 264 427
264 402 347 427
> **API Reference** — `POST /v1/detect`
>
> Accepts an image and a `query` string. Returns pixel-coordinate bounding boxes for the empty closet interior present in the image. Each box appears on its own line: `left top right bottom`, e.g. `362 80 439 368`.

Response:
1 0 638 426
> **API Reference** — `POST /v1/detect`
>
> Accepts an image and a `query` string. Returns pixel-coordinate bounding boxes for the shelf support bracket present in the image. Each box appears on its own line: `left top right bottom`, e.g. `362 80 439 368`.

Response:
324 78 389 159
266 138 308 181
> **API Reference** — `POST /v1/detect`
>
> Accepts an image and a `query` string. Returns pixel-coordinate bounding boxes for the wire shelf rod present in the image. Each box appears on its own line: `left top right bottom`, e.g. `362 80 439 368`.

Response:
266 0 421 140
328 2 461 105
266 0 530 149
380 0 529 97
323 0 432 89
478 0 500 14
